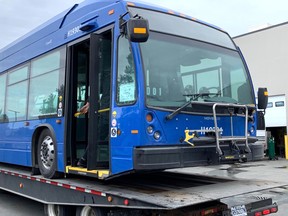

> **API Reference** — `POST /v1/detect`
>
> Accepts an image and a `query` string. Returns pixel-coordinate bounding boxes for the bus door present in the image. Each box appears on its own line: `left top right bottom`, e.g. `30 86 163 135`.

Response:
88 31 112 170
67 29 112 171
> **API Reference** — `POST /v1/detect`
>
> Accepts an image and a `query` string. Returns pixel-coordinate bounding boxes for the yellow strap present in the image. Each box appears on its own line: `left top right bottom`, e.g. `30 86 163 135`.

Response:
74 112 82 117
74 108 110 117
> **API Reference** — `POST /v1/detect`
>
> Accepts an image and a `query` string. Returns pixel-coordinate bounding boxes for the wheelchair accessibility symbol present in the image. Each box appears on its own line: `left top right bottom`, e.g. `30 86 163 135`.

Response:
111 127 117 138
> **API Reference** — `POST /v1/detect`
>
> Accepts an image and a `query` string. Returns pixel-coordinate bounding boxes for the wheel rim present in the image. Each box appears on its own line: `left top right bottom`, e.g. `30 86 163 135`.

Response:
80 206 96 216
40 135 55 170
47 204 60 216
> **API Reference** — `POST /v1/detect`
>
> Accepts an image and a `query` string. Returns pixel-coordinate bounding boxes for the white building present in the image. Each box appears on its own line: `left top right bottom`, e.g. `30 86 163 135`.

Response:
234 23 288 156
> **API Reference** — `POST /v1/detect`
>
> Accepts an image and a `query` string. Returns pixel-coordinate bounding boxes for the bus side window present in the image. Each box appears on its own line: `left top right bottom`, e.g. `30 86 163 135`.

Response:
6 66 29 122
117 37 136 105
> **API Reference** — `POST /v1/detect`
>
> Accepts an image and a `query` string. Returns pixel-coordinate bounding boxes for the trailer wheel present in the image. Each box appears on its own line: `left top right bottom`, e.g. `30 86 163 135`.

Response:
76 206 108 216
44 204 75 216
37 129 58 179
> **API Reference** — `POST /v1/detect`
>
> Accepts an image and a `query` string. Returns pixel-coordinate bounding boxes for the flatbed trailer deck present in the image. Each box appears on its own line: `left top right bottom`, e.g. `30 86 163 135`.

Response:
0 160 283 215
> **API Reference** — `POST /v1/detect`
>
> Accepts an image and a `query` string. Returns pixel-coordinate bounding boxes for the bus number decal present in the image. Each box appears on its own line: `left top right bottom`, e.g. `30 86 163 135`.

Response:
147 87 162 96
66 25 81 38
200 127 223 135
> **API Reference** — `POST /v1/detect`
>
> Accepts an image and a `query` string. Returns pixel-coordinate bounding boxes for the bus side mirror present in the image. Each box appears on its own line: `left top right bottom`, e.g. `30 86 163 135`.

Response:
257 87 268 110
127 18 149 43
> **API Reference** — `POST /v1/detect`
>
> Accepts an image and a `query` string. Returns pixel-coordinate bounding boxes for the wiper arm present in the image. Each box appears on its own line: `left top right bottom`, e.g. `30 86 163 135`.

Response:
165 99 192 121
165 93 214 121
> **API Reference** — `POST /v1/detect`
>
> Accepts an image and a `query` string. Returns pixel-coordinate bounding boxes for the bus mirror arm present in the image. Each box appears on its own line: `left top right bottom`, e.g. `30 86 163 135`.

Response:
119 11 130 35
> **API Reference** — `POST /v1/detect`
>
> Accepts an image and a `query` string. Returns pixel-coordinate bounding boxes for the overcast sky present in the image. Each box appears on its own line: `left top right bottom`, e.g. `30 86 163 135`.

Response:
1 0 288 49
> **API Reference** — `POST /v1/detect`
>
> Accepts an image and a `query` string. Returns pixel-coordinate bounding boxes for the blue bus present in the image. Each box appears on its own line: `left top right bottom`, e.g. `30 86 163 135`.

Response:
0 0 267 179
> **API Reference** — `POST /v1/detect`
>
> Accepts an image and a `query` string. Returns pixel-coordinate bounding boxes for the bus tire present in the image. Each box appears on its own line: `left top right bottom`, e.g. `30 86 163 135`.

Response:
76 206 108 216
37 129 58 179
44 204 75 216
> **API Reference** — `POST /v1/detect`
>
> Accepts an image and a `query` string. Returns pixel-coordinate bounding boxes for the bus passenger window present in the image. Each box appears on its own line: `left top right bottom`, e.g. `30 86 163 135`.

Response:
28 48 66 119
117 37 136 105
6 66 28 122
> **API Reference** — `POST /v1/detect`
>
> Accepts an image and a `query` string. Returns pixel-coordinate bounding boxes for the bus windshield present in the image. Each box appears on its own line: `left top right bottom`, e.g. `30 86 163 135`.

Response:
140 32 254 109
141 33 253 107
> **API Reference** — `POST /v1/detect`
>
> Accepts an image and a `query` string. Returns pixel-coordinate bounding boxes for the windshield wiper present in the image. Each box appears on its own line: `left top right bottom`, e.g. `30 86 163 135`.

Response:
165 99 193 120
165 93 215 121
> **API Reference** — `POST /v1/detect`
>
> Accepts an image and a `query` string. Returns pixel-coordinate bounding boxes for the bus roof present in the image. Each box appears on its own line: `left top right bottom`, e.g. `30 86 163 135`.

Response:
0 0 224 72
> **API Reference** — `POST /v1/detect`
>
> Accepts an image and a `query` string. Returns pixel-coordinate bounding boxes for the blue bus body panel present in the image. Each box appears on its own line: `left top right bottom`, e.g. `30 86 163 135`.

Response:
0 118 65 171
110 106 141 174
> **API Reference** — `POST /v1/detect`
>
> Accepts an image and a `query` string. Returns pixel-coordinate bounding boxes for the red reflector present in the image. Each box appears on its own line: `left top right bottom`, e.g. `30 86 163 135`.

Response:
255 212 262 216
270 207 277 213
124 199 129 206
262 209 270 215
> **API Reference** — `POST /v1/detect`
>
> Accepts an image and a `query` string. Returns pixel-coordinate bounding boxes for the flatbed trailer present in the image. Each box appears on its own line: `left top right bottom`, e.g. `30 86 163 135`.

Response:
0 162 280 216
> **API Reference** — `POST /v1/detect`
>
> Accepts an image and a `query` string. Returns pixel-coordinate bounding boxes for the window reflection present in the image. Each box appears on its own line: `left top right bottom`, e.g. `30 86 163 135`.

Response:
0 47 65 122
28 71 59 118
117 37 136 105
6 81 28 121
140 32 253 109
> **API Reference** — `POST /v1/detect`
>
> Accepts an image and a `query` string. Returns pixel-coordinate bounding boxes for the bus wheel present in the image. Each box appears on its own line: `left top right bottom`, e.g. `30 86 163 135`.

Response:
44 204 75 216
37 129 58 179
76 206 108 216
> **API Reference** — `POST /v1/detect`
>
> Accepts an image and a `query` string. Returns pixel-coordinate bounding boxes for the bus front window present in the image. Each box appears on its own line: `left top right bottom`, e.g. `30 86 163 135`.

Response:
140 32 254 110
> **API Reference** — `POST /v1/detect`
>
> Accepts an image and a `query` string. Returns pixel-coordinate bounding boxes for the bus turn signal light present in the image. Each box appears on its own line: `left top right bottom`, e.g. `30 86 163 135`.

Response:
146 113 153 122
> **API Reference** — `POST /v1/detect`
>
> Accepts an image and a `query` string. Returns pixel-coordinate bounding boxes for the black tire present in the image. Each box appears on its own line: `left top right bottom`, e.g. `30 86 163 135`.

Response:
76 206 108 216
44 204 75 216
37 129 59 179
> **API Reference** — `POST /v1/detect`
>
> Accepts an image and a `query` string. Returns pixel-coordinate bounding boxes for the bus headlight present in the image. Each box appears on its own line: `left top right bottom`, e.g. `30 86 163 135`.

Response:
153 131 161 140
147 126 153 134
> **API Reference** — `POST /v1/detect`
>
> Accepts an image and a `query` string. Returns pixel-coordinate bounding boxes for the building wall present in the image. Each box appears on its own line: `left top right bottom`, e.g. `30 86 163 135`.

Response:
234 23 288 131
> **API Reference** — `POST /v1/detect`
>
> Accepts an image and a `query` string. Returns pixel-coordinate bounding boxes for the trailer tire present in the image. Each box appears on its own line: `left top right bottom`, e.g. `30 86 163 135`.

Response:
76 206 108 216
37 129 59 179
44 204 75 216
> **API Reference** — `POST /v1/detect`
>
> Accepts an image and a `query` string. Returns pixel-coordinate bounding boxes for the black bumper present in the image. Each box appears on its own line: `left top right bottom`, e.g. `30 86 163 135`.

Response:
133 143 263 171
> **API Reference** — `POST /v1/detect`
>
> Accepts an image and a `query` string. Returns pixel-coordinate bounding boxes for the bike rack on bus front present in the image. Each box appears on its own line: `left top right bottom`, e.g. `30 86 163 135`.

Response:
212 103 251 156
